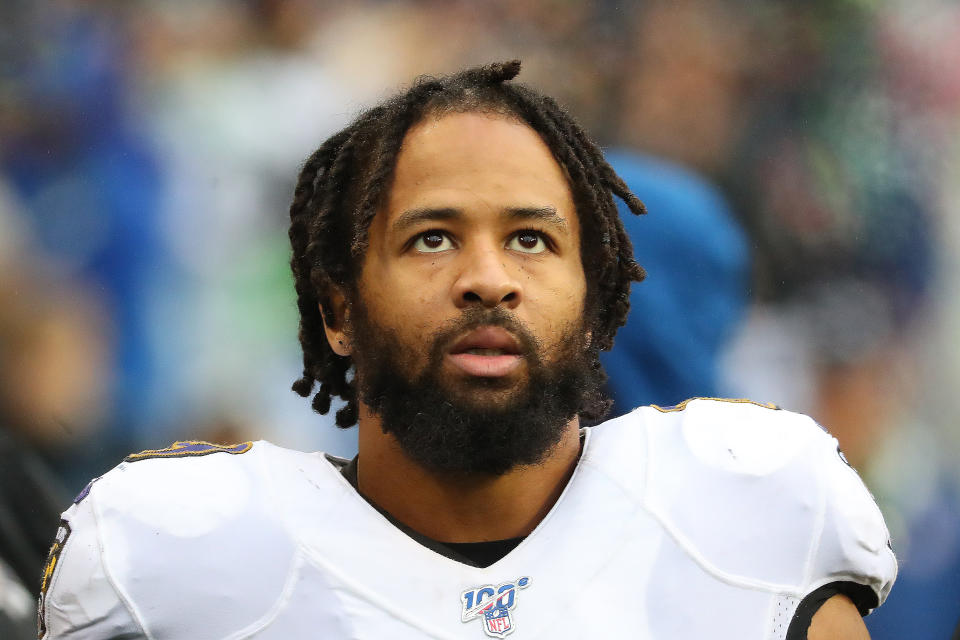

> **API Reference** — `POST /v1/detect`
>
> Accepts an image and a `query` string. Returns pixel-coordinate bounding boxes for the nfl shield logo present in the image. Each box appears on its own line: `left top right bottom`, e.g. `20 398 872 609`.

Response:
483 603 513 636
461 576 530 638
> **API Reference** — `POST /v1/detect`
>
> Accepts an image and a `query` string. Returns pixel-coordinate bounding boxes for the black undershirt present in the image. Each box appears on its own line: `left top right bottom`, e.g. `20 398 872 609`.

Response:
328 454 875 638
331 454 523 567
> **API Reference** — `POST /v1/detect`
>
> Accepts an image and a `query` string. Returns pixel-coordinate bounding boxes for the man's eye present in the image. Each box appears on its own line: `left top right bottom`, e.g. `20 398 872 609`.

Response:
412 231 454 253
507 231 548 254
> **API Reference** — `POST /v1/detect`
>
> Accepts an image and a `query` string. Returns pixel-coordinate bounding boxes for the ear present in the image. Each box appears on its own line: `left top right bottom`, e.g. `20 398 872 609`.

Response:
320 286 352 357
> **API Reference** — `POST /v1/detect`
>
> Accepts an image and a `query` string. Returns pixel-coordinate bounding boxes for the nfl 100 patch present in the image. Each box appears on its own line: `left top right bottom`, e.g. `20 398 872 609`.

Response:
460 576 530 638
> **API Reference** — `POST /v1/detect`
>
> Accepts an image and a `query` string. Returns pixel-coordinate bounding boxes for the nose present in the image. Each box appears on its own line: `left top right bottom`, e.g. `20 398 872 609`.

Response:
452 246 522 309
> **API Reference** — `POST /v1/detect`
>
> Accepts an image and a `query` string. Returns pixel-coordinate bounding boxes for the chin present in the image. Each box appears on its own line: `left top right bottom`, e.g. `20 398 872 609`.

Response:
443 375 529 403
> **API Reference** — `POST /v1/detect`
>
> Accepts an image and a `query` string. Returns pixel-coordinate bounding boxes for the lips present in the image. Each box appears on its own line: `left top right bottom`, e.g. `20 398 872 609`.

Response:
449 327 521 356
447 326 523 377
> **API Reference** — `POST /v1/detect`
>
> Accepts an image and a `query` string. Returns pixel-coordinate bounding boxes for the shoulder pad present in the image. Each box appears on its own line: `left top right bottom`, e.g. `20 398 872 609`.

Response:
74 440 305 638
630 398 895 602
92 440 264 537
646 397 812 476
40 496 143 638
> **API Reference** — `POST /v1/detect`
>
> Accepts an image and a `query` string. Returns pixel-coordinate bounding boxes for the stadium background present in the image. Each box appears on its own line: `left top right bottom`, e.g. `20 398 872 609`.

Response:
1 1 959 637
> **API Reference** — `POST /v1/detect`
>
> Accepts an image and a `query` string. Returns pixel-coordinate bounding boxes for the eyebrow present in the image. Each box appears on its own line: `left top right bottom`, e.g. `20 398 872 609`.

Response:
504 206 568 231
392 206 569 234
392 207 461 234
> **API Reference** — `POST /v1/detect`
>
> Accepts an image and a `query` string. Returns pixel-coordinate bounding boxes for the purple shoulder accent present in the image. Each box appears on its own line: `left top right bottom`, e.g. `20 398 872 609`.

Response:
124 440 254 463
73 479 97 504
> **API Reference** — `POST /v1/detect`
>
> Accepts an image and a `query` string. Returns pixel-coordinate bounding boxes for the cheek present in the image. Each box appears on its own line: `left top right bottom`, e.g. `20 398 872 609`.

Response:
528 270 587 348
360 256 438 309
552 262 587 307
359 283 438 346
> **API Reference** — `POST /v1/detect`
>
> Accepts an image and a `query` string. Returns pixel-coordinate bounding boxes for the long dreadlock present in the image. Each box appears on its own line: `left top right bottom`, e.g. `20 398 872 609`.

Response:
288 60 646 428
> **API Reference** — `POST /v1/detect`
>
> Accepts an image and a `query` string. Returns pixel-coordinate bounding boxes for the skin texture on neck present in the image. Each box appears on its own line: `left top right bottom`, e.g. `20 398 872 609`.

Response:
356 404 583 543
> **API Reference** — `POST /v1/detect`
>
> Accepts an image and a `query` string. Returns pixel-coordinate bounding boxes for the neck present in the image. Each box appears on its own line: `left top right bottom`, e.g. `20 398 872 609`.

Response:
355 404 583 543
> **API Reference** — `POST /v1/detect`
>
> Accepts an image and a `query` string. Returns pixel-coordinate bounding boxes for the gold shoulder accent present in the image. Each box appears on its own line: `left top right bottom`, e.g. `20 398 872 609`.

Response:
38 520 72 637
124 440 254 462
650 397 779 413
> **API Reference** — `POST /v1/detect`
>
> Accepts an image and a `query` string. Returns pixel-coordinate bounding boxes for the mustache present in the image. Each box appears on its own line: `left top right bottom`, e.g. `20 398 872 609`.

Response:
428 307 542 363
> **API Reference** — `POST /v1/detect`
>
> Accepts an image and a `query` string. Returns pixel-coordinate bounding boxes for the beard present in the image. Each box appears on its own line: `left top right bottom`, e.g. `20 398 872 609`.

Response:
348 302 605 476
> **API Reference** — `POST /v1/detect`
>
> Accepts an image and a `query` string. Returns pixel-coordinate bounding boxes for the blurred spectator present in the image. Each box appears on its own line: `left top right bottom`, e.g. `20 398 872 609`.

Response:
0 2 165 454
0 184 95 639
0 180 115 475
130 0 355 453
600 150 749 414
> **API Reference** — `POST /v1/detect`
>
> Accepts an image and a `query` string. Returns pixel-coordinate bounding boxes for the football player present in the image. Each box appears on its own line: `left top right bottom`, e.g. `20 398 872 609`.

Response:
39 61 894 639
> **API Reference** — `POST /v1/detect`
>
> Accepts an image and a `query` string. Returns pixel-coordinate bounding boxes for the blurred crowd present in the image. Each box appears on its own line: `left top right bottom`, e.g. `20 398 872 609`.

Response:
2 0 959 636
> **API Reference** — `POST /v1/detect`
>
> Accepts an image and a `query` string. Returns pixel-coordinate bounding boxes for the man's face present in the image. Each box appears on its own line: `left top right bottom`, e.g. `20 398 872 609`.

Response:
340 111 596 474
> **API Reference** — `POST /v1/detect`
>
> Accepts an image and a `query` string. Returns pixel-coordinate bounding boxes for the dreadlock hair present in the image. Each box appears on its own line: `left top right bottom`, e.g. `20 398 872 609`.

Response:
288 60 646 428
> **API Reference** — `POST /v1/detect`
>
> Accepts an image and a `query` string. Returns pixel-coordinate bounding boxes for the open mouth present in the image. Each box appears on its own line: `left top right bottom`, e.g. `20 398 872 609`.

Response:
463 347 512 356
449 326 522 356
447 327 523 377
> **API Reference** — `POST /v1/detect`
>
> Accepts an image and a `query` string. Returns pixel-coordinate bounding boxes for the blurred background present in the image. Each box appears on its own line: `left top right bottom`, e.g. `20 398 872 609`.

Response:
1 0 958 637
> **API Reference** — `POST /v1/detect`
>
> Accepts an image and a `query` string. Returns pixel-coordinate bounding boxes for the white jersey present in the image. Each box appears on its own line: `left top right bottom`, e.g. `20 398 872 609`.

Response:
39 399 896 639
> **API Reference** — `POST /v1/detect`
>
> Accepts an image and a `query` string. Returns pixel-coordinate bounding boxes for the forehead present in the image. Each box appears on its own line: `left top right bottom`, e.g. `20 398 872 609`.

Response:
381 111 577 226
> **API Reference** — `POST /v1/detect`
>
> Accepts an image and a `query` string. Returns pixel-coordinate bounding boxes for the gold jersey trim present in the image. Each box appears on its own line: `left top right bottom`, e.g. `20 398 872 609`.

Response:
649 397 780 413
124 440 254 463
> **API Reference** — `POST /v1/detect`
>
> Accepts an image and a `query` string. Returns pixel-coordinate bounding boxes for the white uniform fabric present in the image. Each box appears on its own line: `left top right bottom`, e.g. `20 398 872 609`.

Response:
39 399 896 639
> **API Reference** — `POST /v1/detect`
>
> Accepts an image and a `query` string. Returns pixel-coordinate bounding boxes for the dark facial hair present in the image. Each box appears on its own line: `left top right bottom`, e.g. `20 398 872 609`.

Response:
348 302 605 476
